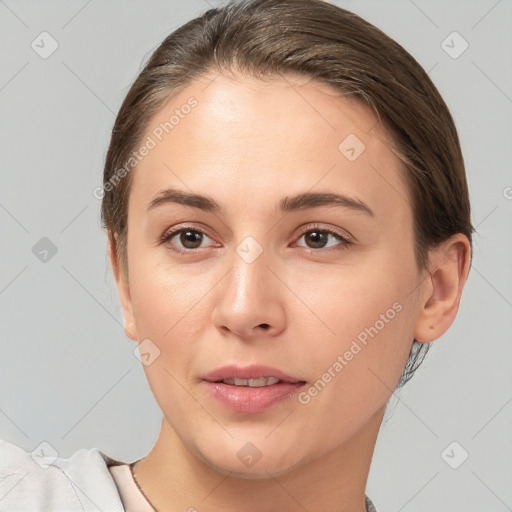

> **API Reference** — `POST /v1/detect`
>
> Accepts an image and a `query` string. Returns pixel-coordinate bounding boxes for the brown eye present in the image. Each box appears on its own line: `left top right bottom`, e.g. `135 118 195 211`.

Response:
303 230 331 249
295 226 352 252
176 230 204 249
161 227 216 252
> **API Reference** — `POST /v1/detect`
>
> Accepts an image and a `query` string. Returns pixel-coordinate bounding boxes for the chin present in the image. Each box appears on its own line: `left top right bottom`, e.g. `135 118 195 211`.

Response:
204 455 300 480
192 438 305 479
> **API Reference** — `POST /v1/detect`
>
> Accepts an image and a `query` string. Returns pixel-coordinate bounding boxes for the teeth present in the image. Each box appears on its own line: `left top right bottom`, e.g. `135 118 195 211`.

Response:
222 377 281 387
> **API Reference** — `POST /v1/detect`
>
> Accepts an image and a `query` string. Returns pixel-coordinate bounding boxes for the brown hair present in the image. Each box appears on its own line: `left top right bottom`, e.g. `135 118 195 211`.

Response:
101 0 474 388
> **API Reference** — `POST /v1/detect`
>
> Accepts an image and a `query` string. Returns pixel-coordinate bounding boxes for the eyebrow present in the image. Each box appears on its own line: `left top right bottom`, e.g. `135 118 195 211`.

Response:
146 187 375 217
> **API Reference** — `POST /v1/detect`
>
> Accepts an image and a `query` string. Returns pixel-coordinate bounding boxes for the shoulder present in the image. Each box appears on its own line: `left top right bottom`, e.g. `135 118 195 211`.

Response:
0 437 125 511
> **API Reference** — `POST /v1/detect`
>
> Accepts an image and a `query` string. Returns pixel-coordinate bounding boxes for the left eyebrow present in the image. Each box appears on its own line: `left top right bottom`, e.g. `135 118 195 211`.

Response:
277 191 375 217
146 187 375 218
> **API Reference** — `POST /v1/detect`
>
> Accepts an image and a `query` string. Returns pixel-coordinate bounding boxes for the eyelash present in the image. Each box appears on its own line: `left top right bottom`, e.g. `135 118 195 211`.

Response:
159 223 353 254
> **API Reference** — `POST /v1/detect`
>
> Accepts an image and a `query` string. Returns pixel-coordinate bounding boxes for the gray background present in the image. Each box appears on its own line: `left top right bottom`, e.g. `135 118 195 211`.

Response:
1 0 511 510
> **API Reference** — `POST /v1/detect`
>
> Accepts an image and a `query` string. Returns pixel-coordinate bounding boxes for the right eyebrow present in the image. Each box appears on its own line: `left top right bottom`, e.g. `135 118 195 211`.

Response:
147 188 223 214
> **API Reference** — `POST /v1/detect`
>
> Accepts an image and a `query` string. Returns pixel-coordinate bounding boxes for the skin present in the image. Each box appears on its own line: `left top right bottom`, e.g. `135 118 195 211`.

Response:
108 71 471 512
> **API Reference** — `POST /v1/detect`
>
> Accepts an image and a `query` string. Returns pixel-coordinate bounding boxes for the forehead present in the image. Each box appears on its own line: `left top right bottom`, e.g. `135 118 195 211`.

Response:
128 71 411 225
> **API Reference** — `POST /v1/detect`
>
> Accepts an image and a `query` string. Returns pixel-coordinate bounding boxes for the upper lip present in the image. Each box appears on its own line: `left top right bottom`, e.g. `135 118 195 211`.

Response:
203 364 305 384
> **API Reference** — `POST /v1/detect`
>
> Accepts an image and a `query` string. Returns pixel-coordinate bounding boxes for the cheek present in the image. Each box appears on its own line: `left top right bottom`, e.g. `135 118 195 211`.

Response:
294 252 418 404
129 256 213 341
294 291 414 445
127 259 213 405
128 261 211 423
295 252 414 344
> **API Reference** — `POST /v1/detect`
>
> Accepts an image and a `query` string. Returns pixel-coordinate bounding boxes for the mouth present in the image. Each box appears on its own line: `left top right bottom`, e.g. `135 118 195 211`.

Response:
202 365 307 413
217 377 283 387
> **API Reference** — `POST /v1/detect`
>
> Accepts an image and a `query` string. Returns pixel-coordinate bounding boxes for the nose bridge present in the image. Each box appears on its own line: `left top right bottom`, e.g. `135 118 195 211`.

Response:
228 235 271 312
212 234 286 338
233 236 267 302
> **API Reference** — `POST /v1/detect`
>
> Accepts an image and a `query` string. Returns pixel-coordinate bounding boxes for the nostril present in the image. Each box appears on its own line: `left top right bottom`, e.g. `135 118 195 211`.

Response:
258 323 270 329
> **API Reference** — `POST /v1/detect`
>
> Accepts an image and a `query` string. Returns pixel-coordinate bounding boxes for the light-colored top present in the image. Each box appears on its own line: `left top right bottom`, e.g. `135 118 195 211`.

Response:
108 463 154 511
0 437 124 510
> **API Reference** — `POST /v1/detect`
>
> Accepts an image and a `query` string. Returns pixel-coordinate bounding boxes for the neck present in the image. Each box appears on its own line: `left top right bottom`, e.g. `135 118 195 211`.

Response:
134 407 384 512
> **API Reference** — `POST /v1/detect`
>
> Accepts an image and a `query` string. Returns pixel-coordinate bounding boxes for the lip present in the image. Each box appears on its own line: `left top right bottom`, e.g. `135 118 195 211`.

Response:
202 364 307 414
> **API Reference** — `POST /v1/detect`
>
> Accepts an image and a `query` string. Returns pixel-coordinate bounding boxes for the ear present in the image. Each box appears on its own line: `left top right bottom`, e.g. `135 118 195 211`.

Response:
414 233 472 343
107 230 138 342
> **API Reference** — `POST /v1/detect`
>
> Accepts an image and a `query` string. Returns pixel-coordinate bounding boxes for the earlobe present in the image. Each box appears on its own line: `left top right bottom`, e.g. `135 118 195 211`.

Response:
107 231 138 342
414 234 471 343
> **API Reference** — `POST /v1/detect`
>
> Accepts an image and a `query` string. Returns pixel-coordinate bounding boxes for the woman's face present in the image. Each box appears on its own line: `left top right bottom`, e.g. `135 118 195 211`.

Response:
115 72 429 477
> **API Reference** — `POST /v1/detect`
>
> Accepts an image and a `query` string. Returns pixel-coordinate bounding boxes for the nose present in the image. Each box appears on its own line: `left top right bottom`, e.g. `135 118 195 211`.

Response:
211 244 287 341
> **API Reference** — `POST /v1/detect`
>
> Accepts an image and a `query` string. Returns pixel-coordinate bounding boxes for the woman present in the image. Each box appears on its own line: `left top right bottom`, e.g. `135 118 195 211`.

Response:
0 0 473 510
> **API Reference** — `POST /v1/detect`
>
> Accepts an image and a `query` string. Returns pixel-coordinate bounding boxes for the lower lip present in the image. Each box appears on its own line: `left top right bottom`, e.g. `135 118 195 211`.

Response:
203 381 305 413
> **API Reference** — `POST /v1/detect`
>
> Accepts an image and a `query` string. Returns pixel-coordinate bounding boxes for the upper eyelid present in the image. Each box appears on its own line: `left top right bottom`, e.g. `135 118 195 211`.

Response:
294 223 353 244
162 224 215 241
